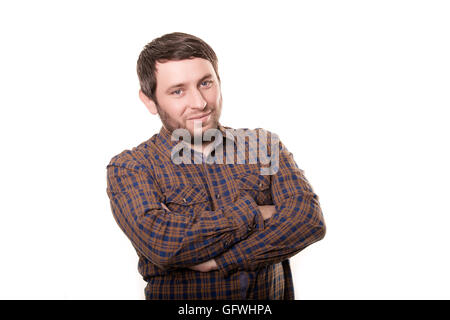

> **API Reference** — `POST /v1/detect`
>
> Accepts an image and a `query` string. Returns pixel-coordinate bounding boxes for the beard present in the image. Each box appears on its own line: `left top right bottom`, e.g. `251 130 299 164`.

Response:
156 96 222 144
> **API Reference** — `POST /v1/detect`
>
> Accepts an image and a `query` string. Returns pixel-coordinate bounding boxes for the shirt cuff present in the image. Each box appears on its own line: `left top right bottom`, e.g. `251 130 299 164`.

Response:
253 204 265 231
222 193 265 241
215 244 248 278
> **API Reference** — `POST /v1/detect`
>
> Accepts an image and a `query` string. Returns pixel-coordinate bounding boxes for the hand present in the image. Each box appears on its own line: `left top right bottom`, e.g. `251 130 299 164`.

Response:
258 205 276 220
188 259 218 272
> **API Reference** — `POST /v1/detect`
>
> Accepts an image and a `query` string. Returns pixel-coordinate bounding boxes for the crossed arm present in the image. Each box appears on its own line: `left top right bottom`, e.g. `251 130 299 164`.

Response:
158 202 277 272
181 138 326 276
106 139 325 275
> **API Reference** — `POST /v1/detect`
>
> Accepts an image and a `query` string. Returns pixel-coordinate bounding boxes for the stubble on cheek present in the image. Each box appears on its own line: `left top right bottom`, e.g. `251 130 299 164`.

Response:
156 104 186 132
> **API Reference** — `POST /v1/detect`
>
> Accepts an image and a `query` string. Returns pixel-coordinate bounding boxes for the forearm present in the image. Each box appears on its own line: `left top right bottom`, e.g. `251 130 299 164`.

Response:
157 191 265 269
214 192 325 277
187 205 276 272
107 164 264 270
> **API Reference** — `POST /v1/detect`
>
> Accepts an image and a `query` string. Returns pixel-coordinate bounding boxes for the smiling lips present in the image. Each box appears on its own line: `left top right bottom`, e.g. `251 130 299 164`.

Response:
188 111 212 121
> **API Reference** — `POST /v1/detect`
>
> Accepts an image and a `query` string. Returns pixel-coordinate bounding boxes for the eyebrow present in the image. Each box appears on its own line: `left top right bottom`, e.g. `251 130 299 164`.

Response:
165 73 213 93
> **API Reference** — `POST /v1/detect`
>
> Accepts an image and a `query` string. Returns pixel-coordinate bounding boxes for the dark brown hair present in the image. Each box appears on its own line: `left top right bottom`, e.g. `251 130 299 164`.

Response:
137 32 220 103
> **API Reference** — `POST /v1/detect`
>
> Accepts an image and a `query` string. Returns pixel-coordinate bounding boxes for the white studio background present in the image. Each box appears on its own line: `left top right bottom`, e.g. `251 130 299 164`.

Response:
0 0 449 300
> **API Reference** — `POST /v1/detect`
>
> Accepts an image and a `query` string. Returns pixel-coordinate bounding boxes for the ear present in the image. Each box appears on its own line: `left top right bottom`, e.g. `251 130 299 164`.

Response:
139 90 158 115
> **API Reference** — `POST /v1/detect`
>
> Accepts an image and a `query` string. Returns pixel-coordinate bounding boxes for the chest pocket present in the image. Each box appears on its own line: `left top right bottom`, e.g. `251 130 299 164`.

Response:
164 184 212 215
237 172 273 205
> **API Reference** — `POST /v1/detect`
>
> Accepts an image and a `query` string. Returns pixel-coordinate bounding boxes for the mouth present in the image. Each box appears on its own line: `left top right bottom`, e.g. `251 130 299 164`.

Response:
188 111 212 121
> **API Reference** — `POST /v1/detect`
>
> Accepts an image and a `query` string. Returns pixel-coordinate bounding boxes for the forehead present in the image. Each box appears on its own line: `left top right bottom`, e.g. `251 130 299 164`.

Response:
155 57 215 88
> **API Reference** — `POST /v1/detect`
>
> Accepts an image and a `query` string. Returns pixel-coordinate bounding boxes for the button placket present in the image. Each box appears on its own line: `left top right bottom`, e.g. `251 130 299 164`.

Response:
202 162 218 211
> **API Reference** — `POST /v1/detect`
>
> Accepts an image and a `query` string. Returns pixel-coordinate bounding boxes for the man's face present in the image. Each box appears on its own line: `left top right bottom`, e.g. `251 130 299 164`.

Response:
153 57 222 137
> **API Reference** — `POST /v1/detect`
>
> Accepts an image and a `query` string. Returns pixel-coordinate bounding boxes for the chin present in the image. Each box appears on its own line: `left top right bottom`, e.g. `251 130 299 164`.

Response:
188 118 216 130
188 124 208 136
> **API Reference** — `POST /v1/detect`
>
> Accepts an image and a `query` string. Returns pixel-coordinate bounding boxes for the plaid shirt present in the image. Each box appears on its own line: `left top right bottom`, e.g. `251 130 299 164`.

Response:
106 124 326 299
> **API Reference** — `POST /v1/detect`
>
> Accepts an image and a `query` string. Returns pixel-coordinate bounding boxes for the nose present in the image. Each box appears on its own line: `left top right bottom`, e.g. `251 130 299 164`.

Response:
189 88 207 110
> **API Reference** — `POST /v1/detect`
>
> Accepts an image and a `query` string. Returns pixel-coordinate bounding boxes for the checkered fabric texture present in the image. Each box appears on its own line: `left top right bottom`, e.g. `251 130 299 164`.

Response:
106 124 326 299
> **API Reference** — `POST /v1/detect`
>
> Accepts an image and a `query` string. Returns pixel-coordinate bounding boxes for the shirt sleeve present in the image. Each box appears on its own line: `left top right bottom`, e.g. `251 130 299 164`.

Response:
106 156 264 271
214 135 326 277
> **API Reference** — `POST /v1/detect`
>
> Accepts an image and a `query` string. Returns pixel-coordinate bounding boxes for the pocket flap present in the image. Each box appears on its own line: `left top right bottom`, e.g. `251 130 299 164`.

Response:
238 173 271 191
165 184 210 205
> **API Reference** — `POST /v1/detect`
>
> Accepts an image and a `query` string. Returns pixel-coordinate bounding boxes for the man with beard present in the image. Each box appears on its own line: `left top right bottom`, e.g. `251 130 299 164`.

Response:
106 32 326 300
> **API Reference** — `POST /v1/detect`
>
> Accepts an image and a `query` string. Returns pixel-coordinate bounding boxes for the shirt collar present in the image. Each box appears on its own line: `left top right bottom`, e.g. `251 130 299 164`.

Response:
157 122 237 156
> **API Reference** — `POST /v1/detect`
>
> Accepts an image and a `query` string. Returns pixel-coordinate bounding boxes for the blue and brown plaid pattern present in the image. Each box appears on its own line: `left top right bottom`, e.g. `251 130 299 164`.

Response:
106 124 326 299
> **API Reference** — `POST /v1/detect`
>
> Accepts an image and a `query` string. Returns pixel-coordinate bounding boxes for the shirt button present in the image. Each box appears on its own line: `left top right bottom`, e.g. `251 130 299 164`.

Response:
258 183 263 188
182 198 187 203
247 225 253 231
215 194 221 199
224 240 230 247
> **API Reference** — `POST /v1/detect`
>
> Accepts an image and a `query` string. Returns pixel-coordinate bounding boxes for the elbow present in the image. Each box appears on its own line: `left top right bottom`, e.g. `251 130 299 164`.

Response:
148 254 174 271
312 205 326 243
300 210 326 245
315 222 326 242
311 209 326 242
299 222 325 248
136 245 175 271
309 200 326 242
151 251 179 270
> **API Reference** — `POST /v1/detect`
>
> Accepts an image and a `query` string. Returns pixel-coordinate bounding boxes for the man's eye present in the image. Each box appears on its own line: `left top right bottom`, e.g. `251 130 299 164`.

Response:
172 89 182 95
201 80 212 87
